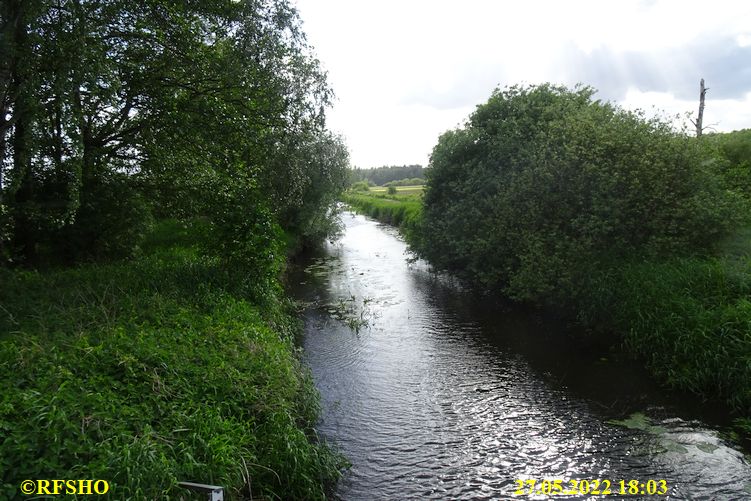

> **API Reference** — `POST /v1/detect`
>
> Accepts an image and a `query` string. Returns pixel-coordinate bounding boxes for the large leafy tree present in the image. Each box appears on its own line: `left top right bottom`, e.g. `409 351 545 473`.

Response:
0 0 348 266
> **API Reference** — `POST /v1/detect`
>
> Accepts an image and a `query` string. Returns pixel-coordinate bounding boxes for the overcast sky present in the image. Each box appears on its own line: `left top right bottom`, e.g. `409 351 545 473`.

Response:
294 0 751 168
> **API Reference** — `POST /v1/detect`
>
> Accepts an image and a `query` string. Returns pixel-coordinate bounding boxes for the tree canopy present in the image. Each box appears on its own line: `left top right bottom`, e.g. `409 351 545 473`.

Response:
0 0 348 269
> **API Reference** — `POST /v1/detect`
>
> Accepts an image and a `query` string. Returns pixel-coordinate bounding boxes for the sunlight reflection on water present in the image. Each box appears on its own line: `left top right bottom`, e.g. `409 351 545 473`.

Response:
294 212 751 500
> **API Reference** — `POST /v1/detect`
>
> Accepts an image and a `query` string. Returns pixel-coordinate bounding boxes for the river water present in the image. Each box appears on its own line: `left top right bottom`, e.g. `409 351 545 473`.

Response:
291 211 751 500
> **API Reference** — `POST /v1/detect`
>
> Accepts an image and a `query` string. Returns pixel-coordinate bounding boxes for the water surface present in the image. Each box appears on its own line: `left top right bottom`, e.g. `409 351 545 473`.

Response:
292 212 751 500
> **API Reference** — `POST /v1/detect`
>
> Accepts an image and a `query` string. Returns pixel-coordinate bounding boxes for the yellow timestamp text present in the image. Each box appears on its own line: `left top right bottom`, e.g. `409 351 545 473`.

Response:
513 478 669 496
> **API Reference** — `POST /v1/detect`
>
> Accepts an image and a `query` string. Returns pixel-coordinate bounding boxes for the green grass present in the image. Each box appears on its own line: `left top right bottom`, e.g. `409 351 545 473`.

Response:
610 257 751 411
0 219 345 500
581 227 751 423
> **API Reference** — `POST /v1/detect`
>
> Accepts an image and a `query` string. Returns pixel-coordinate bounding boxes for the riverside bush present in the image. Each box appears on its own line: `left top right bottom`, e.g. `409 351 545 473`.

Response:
414 84 751 425
704 128 751 201
419 84 745 305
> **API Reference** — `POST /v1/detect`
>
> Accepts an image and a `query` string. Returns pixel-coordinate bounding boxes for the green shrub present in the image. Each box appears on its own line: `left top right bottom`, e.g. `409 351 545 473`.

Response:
420 84 745 305
351 181 370 192
204 185 284 300
703 129 751 201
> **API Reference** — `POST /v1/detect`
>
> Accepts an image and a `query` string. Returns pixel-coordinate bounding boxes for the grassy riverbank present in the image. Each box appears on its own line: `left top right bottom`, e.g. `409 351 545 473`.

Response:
0 220 344 500
581 239 751 419
341 187 422 242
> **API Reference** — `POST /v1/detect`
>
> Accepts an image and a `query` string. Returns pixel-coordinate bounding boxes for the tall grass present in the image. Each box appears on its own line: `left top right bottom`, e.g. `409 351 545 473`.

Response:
575 232 751 423
609 258 751 413
0 220 345 500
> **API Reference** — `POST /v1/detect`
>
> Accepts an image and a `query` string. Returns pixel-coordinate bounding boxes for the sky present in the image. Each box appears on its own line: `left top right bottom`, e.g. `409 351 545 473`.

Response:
293 0 751 168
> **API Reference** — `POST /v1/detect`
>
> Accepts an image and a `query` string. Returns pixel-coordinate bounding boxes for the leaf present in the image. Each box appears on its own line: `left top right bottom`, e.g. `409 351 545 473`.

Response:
607 412 651 431
695 442 720 454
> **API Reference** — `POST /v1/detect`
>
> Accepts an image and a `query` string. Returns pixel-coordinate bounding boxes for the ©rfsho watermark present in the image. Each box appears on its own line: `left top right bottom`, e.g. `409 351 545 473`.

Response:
20 479 110 496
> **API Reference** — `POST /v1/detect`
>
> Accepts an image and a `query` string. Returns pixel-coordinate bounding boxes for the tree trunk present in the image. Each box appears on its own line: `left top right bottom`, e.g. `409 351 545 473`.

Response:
9 0 37 264
696 78 706 138
0 1 17 200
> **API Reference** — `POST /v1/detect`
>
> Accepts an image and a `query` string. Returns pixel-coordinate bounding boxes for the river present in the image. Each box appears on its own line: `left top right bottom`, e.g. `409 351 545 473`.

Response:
290 211 751 500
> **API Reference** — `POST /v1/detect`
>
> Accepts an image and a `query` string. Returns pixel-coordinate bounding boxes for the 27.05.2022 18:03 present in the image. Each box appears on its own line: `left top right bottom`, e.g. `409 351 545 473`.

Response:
513 478 669 496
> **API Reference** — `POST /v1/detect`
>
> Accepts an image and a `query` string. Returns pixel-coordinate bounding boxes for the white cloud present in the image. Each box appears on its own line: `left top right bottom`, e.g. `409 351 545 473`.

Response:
295 0 751 167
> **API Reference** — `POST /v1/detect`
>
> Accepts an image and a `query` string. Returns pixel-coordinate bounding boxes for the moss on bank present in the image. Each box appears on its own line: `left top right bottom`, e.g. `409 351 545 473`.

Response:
0 220 344 500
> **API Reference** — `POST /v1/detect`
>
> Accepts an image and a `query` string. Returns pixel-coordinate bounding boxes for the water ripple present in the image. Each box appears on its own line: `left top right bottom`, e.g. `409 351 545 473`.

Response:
295 213 751 500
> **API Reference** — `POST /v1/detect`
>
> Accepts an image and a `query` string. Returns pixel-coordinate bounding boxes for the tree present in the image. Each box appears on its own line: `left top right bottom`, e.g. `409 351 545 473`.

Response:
692 78 708 138
350 164 425 186
419 84 743 305
0 0 349 266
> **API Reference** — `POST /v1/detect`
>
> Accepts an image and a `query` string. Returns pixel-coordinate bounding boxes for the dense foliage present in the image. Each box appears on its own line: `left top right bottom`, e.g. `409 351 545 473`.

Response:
419 84 745 305
708 128 751 169
703 128 751 201
0 0 350 498
0 220 345 500
0 0 348 267
602 254 751 415
349 164 425 186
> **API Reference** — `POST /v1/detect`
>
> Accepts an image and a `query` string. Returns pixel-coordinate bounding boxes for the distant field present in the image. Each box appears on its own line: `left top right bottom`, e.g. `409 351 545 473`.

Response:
369 185 425 197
